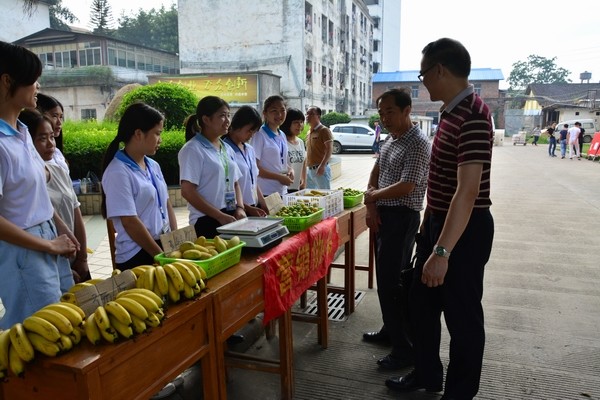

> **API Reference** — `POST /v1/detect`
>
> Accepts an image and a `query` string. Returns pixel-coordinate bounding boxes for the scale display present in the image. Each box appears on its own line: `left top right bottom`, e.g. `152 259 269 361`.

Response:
217 217 289 248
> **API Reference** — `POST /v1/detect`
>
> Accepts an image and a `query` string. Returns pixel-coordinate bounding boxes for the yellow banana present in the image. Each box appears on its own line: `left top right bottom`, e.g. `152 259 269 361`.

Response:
85 278 105 285
117 288 164 307
0 329 11 372
130 265 153 278
199 278 206 291
179 259 206 281
172 262 198 286
114 297 148 320
182 281 195 299
99 326 119 344
55 302 86 320
27 332 61 357
162 263 184 292
8 344 25 377
130 315 147 334
83 314 101 345
154 265 169 296
104 301 133 326
33 308 73 335
59 292 78 304
111 268 121 276
108 315 134 339
192 281 203 296
143 267 156 291
9 323 35 362
154 308 165 321
120 293 159 313
22 315 61 342
167 278 181 303
68 326 82 345
43 303 84 328
68 282 94 293
145 312 161 328
56 334 73 353
94 306 111 332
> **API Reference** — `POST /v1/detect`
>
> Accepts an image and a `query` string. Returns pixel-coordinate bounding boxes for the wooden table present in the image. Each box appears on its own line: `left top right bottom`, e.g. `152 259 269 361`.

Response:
0 293 218 400
207 253 294 400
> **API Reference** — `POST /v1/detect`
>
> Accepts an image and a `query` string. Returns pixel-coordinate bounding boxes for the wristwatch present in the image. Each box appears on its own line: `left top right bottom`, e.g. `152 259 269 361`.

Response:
433 245 451 258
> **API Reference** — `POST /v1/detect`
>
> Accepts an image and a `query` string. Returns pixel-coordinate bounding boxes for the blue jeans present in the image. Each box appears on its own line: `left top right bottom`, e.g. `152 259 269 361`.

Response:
560 139 567 157
306 164 331 189
0 220 73 329
548 138 556 156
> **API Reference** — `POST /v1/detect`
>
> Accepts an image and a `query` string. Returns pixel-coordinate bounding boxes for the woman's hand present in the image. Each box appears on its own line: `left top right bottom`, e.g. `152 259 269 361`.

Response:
246 206 267 217
217 212 236 226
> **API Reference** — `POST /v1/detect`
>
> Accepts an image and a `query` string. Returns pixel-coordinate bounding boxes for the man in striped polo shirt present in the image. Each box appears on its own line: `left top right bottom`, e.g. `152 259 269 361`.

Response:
386 38 495 400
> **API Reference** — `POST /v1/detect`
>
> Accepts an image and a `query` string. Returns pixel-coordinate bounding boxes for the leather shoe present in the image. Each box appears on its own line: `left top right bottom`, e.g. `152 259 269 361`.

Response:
377 354 414 370
385 370 442 392
362 330 390 343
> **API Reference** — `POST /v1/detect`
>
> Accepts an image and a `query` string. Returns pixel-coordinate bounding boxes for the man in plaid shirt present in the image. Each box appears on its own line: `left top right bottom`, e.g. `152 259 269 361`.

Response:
362 88 431 371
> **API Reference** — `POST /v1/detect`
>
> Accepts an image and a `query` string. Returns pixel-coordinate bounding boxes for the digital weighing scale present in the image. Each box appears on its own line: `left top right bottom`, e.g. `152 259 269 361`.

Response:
217 217 289 248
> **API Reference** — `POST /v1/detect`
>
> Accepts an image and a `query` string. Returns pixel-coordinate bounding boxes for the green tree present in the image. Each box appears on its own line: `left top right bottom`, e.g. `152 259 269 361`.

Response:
112 5 178 53
90 0 114 35
507 55 571 90
118 82 198 130
320 111 351 127
49 0 79 30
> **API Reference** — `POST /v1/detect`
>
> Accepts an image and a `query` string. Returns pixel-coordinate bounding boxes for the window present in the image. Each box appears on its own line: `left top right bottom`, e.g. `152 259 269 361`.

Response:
306 59 312 83
321 15 327 42
305 2 312 32
373 17 380 29
373 62 380 73
373 40 379 52
411 85 419 98
328 21 334 46
322 66 327 86
329 68 333 87
81 109 97 121
474 83 481 96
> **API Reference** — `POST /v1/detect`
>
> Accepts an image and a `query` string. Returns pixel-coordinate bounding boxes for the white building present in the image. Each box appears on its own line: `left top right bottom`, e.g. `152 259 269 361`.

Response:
0 0 50 42
365 0 401 73
178 0 374 116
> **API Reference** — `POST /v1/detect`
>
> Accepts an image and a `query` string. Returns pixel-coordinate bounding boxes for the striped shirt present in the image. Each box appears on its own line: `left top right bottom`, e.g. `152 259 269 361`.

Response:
376 123 431 211
427 85 493 212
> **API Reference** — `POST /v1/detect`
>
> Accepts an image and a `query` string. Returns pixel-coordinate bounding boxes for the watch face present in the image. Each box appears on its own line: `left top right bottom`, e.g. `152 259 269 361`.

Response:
434 246 447 257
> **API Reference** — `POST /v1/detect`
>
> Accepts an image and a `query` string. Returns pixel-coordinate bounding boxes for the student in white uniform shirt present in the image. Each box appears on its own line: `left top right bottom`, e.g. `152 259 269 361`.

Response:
222 106 268 217
179 96 246 238
101 103 177 271
251 95 294 196
280 107 307 193
36 93 69 172
19 109 91 282
0 41 78 329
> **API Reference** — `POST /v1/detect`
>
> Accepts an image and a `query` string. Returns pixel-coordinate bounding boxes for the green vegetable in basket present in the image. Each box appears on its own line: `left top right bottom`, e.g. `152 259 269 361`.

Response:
275 204 319 217
337 187 363 197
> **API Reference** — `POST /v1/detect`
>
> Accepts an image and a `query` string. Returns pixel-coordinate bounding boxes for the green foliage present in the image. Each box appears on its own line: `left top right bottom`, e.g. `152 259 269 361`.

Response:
118 83 198 130
39 66 114 87
49 0 78 30
368 114 380 129
320 112 351 127
508 55 571 90
112 5 178 53
62 120 185 185
90 0 114 34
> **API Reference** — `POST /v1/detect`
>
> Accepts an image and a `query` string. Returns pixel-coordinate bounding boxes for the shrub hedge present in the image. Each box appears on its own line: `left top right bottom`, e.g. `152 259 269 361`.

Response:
63 120 186 185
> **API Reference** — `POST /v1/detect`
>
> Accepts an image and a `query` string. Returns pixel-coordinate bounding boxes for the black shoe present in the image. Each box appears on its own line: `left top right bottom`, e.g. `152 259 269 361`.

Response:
363 330 390 343
385 370 442 392
377 354 414 370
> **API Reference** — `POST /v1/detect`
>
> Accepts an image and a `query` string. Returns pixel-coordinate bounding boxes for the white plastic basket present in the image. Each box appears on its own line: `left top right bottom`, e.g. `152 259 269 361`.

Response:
283 189 344 219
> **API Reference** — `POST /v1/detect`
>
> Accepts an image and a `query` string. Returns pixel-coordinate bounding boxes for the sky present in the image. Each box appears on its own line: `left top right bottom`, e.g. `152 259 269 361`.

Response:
61 0 600 90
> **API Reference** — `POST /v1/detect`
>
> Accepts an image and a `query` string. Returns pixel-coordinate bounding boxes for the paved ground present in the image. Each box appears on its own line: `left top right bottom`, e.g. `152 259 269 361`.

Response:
3 144 600 399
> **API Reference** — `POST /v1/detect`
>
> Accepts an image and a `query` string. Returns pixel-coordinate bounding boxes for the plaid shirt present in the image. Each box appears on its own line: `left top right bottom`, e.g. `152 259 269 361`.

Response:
375 124 431 210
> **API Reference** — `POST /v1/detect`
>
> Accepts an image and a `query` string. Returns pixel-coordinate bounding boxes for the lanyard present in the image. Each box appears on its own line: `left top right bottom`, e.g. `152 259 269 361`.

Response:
223 136 253 185
116 150 166 222
262 124 285 167
194 133 232 190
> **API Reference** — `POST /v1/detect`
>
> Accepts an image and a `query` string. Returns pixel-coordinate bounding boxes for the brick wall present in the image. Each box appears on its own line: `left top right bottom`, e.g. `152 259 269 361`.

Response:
77 186 188 215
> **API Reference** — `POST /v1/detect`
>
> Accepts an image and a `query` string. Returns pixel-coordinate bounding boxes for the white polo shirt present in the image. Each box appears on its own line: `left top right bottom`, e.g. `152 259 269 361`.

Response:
102 151 171 263
0 119 53 229
178 133 242 225
251 125 289 196
223 136 260 206
46 163 80 232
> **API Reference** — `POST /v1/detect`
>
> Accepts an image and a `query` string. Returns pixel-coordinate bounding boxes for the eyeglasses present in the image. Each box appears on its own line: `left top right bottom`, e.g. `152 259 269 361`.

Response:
418 64 436 82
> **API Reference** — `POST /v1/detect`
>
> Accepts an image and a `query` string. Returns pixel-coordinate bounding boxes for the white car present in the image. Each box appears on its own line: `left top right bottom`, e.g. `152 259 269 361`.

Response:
329 123 387 154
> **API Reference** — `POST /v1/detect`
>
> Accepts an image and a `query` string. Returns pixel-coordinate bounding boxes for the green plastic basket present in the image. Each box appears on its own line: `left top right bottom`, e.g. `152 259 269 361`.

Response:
281 208 324 232
343 192 364 208
154 239 246 279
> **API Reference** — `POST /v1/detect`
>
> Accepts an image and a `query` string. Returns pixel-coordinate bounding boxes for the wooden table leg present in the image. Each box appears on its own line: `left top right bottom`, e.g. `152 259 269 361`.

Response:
278 309 294 400
316 275 329 348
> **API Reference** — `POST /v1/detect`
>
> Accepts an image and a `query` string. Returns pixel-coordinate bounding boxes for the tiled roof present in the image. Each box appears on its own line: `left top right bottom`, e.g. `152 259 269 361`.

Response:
373 68 504 83
527 83 600 104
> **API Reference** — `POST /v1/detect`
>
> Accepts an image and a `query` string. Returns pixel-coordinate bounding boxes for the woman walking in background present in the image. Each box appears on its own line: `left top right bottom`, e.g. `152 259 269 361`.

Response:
101 103 177 271
280 107 307 193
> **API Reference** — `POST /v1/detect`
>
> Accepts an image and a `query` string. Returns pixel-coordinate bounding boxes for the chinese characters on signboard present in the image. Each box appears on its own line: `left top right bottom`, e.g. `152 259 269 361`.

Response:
150 74 259 104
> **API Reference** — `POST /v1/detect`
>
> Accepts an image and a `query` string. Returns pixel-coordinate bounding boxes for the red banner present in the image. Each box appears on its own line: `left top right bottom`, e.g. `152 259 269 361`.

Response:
260 218 340 324
587 132 600 157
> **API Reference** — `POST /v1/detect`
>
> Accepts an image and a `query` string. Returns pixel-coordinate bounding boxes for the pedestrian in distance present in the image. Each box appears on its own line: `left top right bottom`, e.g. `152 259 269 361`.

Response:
372 120 382 157
179 96 245 238
531 125 541 146
578 125 585 156
386 38 495 400
305 106 333 189
101 102 177 271
251 95 294 196
559 123 569 158
567 122 581 160
222 105 268 216
0 41 78 329
280 107 307 193
362 88 431 371
546 122 557 157
19 109 91 283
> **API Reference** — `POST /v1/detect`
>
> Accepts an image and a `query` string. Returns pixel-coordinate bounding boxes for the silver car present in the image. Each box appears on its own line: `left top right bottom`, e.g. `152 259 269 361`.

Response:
329 123 387 154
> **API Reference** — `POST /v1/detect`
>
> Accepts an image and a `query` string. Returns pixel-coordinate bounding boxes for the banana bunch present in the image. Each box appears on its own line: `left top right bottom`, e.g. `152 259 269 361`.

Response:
83 288 165 345
0 302 85 378
165 235 241 260
130 262 207 304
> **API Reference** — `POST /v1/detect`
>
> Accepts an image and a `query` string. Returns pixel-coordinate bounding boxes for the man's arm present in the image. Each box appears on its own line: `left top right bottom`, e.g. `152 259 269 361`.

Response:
317 141 333 176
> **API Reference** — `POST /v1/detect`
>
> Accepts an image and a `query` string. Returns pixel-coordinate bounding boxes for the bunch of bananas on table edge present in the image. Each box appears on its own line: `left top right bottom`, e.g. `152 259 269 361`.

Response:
130 261 207 304
0 301 86 378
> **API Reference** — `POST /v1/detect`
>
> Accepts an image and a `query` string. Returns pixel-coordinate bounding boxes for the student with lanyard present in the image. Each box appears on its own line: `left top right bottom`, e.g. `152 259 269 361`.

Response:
179 96 246 238
251 95 294 196
101 102 177 271
0 41 78 328
222 105 268 217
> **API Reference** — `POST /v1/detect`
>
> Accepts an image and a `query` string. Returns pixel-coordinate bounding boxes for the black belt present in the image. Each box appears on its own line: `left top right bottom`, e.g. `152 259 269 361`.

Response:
308 165 319 170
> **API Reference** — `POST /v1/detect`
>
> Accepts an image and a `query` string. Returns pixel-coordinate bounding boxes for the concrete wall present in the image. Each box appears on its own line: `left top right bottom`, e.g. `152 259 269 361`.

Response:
0 0 49 42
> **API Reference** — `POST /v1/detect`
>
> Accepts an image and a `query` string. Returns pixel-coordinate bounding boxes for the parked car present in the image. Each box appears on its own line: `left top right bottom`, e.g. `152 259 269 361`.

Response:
329 123 387 154
555 118 597 143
